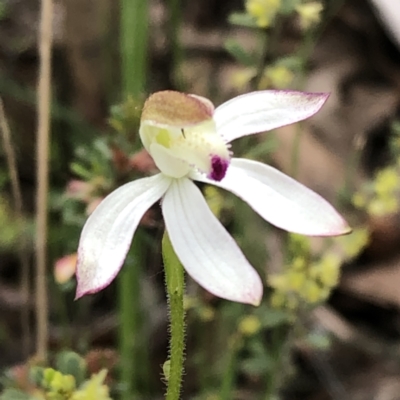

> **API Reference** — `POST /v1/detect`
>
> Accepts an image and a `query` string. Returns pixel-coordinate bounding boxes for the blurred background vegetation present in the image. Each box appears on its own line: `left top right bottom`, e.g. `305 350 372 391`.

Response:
1 0 400 398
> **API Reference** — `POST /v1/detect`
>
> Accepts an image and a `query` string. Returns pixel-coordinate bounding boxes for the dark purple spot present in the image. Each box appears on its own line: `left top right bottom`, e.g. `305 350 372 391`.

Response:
209 155 229 181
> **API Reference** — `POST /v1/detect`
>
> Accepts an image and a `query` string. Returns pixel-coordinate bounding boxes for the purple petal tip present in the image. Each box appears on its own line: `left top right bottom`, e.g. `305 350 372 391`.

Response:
74 292 84 301
74 282 87 300
74 283 101 300
250 296 262 307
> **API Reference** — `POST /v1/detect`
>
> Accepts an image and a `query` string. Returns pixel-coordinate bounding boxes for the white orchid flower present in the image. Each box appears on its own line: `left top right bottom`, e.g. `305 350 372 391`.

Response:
75 90 350 306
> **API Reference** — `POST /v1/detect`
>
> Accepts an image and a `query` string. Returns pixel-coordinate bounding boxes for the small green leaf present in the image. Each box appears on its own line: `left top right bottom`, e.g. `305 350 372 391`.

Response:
275 55 303 71
224 39 256 66
162 360 171 382
0 1 9 21
0 389 34 400
70 162 92 180
0 170 9 190
29 366 45 387
256 307 291 328
280 0 302 15
306 332 331 350
228 13 258 28
55 351 87 386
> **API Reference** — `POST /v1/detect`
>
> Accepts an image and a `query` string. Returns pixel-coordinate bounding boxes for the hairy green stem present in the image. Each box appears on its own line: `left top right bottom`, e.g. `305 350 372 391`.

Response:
162 232 185 400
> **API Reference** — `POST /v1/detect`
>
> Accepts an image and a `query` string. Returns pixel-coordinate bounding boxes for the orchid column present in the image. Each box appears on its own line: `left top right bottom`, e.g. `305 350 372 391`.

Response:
75 90 350 397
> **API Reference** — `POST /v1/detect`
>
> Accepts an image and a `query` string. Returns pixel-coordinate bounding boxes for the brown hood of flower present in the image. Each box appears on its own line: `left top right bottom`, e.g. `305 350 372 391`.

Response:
141 91 214 127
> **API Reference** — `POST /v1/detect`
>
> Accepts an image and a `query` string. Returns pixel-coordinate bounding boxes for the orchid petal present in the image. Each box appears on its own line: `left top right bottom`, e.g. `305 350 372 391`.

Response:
162 178 263 305
76 174 171 298
370 0 400 49
214 90 329 142
192 158 350 236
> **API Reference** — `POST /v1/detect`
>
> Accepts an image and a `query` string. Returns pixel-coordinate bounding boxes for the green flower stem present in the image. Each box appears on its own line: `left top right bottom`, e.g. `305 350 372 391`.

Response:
162 231 186 400
254 17 282 90
167 0 184 89
254 30 269 89
219 333 242 400
118 235 144 399
120 0 148 101
118 0 149 398
290 122 303 178
291 29 316 177
264 325 290 400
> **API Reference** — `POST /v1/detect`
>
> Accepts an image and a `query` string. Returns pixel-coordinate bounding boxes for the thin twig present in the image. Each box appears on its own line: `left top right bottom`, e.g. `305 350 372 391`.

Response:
0 99 23 208
0 98 31 357
36 0 53 361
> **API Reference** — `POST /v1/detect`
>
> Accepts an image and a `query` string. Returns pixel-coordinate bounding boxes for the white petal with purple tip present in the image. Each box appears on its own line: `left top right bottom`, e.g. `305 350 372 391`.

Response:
76 173 171 298
214 90 329 142
162 178 263 305
192 158 350 236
